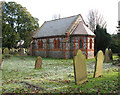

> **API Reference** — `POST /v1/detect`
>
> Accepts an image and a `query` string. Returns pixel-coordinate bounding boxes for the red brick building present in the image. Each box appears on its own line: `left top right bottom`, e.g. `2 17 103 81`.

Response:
31 14 95 59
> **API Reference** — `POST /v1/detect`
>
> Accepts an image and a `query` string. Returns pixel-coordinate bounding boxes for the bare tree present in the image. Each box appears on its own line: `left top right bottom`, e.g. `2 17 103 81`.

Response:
52 14 61 20
87 9 107 32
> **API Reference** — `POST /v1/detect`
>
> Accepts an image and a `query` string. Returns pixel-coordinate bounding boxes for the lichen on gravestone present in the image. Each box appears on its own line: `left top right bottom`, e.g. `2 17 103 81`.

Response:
94 50 104 78
35 56 42 69
73 49 88 85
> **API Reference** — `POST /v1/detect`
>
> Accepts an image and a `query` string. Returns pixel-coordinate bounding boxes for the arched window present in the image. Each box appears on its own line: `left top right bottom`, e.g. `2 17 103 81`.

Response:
79 39 83 49
38 40 41 48
57 39 60 48
38 40 43 48
90 39 92 49
41 40 43 48
47 39 49 44
54 39 57 48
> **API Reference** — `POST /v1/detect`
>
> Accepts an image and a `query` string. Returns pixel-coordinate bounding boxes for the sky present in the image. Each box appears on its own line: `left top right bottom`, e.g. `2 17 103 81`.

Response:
4 0 119 34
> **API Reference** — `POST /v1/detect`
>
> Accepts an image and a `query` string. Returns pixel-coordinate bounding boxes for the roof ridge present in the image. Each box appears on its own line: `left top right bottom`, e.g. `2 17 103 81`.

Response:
45 14 80 23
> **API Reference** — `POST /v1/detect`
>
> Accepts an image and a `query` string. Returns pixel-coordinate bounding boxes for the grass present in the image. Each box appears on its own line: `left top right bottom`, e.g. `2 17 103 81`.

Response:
1 55 119 94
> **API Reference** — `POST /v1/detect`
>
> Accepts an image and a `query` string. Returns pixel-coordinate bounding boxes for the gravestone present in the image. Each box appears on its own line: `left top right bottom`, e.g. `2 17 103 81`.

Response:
35 56 42 69
73 49 88 85
109 49 113 61
3 48 9 55
3 48 10 58
104 48 109 63
94 50 104 78
104 48 113 63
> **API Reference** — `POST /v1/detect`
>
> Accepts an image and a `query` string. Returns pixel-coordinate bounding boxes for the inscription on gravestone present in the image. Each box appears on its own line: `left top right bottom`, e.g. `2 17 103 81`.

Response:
94 50 104 78
73 49 88 85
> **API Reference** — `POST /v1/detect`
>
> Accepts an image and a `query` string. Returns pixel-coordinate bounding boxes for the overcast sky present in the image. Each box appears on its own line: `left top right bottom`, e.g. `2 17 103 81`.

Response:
5 0 119 34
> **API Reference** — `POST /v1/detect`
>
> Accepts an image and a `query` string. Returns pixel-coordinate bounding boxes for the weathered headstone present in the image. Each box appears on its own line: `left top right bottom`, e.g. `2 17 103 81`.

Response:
109 49 113 61
3 48 10 58
104 48 113 63
73 49 88 85
35 56 42 69
94 50 104 78
104 48 109 63
3 48 9 55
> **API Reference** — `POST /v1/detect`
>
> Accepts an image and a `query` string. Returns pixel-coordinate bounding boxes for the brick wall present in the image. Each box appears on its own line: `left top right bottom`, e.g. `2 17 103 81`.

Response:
32 35 95 59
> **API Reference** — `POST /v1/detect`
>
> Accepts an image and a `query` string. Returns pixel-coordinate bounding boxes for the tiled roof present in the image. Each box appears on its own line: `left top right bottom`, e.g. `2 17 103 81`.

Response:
72 21 95 36
33 14 95 38
34 15 78 38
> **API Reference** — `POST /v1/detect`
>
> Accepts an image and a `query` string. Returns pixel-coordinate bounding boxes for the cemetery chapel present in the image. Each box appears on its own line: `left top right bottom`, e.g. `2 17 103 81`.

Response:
31 14 95 59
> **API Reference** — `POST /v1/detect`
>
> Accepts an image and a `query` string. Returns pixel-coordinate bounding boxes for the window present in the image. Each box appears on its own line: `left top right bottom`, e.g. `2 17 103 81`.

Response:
47 39 49 44
54 39 60 49
90 39 92 49
54 39 57 48
79 39 83 49
38 40 41 48
38 40 43 48
40 40 43 48
57 39 60 48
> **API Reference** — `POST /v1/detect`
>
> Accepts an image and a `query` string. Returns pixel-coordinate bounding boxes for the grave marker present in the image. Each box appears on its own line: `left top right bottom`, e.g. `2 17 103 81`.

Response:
73 49 88 85
109 49 113 61
35 56 42 69
3 48 10 58
104 48 110 63
3 48 9 55
94 50 104 78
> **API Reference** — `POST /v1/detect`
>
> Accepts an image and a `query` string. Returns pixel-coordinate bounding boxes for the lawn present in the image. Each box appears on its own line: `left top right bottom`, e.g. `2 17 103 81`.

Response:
0 55 119 94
